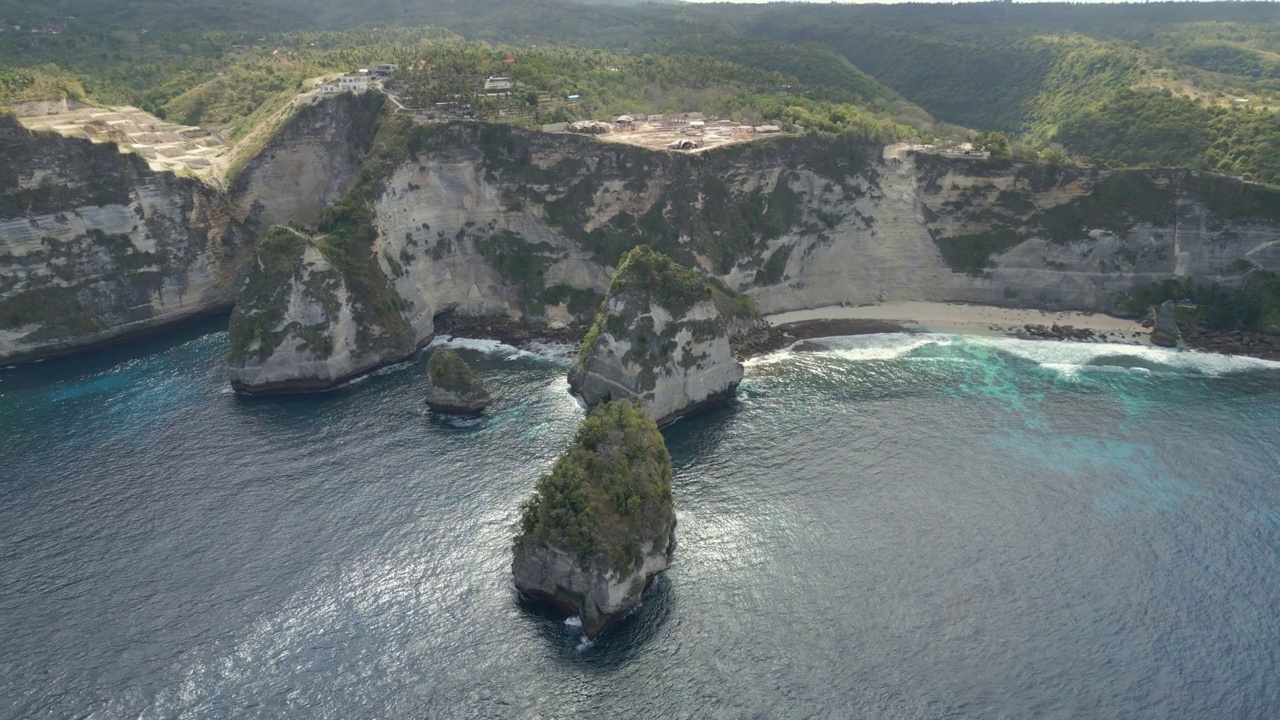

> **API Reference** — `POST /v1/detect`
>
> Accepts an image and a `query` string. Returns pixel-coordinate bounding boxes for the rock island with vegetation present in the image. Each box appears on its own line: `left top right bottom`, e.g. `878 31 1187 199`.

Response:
570 245 759 427
424 348 491 415
512 398 676 638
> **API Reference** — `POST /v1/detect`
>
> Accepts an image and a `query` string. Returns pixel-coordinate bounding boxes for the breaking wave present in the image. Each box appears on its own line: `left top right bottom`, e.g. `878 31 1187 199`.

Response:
751 332 1279 378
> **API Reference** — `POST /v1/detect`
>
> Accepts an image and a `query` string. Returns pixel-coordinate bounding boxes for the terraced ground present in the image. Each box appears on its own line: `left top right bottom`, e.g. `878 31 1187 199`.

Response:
14 102 228 179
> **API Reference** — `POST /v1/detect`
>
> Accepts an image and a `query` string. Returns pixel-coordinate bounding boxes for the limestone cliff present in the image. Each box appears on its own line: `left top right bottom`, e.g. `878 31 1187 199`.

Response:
225 225 415 392
569 246 756 427
0 115 250 364
513 399 676 638
0 93 380 365
229 92 383 233
8 91 1280 369
220 115 1280 391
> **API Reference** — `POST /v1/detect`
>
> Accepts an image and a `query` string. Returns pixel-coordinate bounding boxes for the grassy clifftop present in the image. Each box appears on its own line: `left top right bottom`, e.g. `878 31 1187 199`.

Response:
516 398 674 573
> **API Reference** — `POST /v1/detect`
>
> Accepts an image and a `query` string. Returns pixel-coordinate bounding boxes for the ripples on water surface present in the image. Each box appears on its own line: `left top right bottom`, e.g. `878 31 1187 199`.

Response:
2 323 1279 718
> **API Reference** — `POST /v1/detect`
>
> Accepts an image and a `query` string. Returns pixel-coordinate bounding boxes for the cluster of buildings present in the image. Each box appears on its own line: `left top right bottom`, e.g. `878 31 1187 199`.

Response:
320 64 399 96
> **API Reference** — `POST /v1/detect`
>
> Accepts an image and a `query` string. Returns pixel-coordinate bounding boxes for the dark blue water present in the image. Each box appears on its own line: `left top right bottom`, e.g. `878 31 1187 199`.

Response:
3 324 1280 719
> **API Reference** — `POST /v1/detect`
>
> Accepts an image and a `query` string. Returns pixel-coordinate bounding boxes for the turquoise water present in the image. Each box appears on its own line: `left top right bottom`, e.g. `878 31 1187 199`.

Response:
3 324 1279 718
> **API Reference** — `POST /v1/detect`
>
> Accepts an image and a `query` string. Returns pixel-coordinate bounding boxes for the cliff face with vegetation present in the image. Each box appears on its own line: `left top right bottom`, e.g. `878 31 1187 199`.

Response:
224 225 405 392
0 93 381 365
223 110 1280 391
569 245 756 427
5 92 1280 370
229 92 384 233
513 399 676 639
0 115 250 363
756 155 1280 314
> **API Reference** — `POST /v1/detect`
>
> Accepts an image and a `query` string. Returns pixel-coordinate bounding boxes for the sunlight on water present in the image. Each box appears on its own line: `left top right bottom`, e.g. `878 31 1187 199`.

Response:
2 327 1279 719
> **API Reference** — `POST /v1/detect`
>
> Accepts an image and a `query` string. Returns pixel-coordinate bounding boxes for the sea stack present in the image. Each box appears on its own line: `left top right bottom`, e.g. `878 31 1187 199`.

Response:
424 348 491 415
568 245 758 427
512 399 676 638
1151 300 1181 347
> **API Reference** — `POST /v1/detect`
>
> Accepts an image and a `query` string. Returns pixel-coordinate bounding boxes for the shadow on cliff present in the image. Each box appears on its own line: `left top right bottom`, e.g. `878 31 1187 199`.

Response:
515 573 676 668
2 314 233 382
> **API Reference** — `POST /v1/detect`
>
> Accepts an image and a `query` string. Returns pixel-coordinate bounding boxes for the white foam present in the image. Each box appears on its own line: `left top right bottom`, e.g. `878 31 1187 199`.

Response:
563 616 582 628
817 333 953 362
521 340 578 360
746 332 949 367
575 636 593 652
964 336 1280 378
429 335 574 364
748 331 1280 378
333 354 422 389
428 335 515 355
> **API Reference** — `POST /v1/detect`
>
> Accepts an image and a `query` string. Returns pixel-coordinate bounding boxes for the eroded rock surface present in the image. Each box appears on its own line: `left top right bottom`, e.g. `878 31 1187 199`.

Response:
569 245 757 426
7 93 1280 370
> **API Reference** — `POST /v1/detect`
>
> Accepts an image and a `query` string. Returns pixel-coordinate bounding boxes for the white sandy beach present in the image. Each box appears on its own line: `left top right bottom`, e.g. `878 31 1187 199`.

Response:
765 301 1149 341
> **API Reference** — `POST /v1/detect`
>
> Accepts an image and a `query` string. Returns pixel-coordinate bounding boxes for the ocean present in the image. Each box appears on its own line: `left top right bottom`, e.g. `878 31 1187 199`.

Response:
2 322 1279 719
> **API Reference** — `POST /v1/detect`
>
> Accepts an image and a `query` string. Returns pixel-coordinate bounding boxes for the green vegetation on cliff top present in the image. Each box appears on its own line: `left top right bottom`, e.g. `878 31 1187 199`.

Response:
426 347 486 395
736 3 1280 183
607 245 758 321
9 1 1280 183
517 398 674 573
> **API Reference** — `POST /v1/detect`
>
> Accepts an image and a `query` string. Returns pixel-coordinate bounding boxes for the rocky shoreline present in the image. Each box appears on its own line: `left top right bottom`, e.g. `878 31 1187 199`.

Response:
1013 323 1145 343
1178 324 1280 362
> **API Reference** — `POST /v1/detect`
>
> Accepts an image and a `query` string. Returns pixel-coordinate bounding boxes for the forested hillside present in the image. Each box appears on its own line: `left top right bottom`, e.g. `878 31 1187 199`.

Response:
733 2 1280 183
2 0 1279 182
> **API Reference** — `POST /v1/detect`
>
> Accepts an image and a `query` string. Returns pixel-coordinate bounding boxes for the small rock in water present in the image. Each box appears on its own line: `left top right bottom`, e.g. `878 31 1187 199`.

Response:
424 348 491 416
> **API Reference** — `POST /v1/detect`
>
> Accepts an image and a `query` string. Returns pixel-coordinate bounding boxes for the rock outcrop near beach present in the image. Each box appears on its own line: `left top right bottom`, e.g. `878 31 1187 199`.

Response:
424 348 491 415
1151 300 1182 347
569 246 757 426
512 399 676 638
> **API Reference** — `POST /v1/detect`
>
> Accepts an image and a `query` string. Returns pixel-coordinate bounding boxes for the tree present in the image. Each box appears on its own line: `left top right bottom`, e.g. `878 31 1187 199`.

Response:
977 130 1011 158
